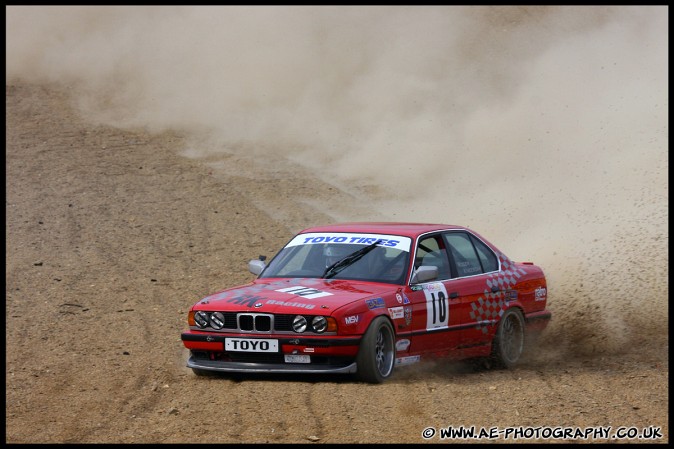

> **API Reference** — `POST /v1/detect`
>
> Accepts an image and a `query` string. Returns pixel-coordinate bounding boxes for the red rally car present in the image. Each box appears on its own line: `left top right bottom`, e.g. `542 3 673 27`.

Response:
181 222 551 383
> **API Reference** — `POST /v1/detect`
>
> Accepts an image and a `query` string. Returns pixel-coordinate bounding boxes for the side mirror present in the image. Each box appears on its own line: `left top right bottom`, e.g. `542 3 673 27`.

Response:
410 265 438 284
248 259 266 276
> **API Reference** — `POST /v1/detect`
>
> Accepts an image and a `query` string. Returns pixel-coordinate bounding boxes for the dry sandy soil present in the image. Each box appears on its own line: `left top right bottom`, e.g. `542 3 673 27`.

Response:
5 83 669 444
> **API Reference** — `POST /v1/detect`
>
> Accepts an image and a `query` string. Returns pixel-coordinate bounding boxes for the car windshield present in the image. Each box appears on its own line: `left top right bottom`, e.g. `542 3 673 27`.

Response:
259 232 412 284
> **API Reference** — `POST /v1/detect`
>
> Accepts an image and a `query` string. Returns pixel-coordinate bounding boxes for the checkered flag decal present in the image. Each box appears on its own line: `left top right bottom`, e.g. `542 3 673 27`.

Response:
469 253 528 333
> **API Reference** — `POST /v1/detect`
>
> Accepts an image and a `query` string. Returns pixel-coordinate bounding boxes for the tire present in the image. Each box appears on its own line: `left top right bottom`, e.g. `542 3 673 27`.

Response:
355 316 395 383
491 308 525 369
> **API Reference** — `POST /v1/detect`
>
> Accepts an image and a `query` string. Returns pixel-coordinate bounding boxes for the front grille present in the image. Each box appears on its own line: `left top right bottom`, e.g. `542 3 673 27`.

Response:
273 314 293 331
238 313 272 332
221 312 238 329
194 312 329 334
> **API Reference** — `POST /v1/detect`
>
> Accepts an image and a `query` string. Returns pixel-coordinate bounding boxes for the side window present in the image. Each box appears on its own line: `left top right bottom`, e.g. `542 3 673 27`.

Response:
470 235 499 273
415 235 451 280
444 232 483 277
415 237 439 267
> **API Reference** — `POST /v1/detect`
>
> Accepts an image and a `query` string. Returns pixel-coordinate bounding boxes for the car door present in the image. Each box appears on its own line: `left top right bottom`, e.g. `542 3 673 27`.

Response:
404 233 463 355
441 231 502 355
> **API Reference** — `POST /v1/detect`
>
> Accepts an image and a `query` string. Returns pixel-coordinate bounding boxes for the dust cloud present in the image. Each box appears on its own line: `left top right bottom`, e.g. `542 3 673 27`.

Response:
6 6 668 358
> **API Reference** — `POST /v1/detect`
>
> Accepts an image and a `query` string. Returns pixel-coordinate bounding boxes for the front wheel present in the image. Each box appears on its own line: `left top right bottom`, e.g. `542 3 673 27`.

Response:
355 316 395 383
491 308 525 368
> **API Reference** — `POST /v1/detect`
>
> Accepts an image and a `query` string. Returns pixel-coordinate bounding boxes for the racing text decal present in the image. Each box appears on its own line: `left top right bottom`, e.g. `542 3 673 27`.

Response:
286 232 412 252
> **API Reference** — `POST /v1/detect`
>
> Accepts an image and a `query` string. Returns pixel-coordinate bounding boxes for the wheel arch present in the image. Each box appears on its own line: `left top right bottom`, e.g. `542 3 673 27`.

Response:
354 313 397 383
503 304 525 320
371 311 396 335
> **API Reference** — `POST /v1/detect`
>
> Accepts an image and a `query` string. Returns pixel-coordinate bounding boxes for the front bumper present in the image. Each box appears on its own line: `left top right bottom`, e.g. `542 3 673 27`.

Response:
187 355 358 374
182 331 361 374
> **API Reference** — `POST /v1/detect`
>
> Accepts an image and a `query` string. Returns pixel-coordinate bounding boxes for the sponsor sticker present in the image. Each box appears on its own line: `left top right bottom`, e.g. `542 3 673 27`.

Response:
424 282 444 292
535 287 547 301
395 339 411 352
388 306 404 319
404 306 413 326
344 315 360 325
366 297 385 309
395 355 421 365
506 290 518 301
285 232 412 252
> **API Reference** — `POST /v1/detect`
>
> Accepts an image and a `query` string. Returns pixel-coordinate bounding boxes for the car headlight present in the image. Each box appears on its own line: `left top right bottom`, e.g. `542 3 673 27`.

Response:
209 312 225 330
194 311 209 328
311 316 328 333
292 315 307 333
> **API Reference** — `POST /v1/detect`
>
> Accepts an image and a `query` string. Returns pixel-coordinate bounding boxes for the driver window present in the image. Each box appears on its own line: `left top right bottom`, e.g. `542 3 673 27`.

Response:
415 235 451 280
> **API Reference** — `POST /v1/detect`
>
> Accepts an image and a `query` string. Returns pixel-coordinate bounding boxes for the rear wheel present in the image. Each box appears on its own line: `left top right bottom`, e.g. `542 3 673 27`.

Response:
491 308 525 368
355 316 395 383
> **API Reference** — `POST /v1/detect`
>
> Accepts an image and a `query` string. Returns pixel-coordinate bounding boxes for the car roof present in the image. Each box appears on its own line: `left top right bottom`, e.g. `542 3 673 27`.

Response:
298 222 468 239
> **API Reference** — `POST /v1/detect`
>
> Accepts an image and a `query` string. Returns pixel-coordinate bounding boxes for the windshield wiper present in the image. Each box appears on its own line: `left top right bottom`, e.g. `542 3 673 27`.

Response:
322 240 383 279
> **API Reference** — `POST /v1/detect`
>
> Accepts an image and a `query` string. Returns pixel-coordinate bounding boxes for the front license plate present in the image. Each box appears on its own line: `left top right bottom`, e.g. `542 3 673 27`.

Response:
225 338 278 352
284 354 311 364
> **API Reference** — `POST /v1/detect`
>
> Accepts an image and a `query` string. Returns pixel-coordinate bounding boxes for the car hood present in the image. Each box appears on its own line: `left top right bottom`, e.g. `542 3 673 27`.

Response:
193 278 398 314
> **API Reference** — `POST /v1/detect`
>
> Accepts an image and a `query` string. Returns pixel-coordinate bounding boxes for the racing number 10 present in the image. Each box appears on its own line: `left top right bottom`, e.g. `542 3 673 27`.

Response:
424 283 449 330
430 291 447 323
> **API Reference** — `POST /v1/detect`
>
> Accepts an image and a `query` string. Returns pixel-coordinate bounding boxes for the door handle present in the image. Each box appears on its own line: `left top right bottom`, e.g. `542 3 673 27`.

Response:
449 292 459 299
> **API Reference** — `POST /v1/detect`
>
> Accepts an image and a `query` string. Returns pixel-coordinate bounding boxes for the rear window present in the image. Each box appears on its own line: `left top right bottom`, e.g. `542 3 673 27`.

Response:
445 232 483 277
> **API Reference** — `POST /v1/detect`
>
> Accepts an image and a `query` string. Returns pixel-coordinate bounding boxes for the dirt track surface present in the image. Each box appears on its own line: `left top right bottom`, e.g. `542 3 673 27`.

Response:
5 83 669 444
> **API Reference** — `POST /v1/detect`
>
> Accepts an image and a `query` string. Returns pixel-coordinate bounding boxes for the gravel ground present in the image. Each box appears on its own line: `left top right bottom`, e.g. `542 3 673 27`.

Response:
5 82 668 444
